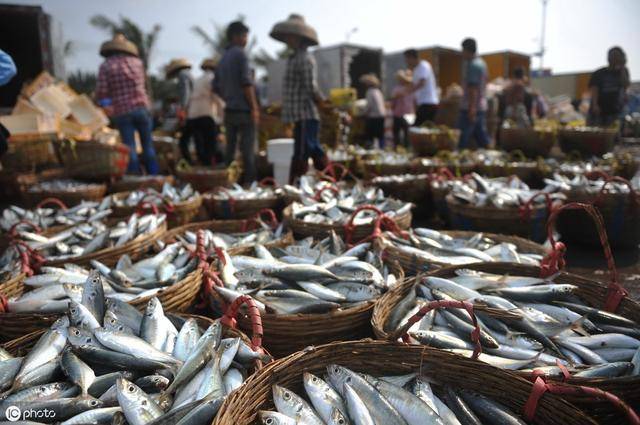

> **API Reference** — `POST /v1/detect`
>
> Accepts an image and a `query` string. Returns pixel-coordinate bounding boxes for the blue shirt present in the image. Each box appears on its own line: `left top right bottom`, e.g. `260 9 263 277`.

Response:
0 49 17 86
213 45 253 112
462 56 488 111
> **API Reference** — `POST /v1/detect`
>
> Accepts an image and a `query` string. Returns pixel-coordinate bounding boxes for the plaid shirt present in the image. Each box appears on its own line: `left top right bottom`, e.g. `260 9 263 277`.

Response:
95 54 150 116
282 49 321 123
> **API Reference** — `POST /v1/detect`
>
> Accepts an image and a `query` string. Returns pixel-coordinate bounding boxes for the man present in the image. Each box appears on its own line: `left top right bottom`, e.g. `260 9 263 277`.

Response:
458 37 490 149
95 34 159 174
214 21 259 184
0 49 16 157
270 14 327 183
187 58 225 166
403 49 439 126
165 58 195 164
588 47 630 127
500 67 532 128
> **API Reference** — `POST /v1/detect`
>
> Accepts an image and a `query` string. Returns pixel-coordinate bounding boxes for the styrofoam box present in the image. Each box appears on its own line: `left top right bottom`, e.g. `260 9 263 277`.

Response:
266 138 295 164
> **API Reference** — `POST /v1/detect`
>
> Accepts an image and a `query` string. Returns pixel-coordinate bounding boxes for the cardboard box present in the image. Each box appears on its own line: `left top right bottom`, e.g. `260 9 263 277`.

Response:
12 98 40 115
21 71 56 99
0 113 59 135
69 94 109 133
30 85 72 118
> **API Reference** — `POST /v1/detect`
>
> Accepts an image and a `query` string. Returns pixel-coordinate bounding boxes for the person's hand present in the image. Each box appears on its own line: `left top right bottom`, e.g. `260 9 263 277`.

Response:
103 105 114 117
468 107 477 122
176 108 187 125
251 108 260 125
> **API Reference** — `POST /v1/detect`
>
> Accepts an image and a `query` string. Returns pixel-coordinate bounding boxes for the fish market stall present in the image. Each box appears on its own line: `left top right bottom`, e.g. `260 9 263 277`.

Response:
21 179 107 208
203 181 283 220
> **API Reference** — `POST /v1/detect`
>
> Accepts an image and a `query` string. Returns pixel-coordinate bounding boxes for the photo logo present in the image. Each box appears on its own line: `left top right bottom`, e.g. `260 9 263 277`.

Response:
5 405 20 422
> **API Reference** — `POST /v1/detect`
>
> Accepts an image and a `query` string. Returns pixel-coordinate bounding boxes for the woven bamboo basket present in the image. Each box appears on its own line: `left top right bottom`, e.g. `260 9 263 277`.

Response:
209 245 404 358
213 339 596 425
447 194 551 243
558 127 617 157
362 160 413 178
108 175 175 194
110 191 203 228
409 127 461 156
283 204 412 241
176 166 231 192
203 192 282 220
380 230 548 276
2 133 58 172
421 262 640 423
56 140 130 181
501 127 556 158
0 272 26 300
475 161 539 185
21 183 107 207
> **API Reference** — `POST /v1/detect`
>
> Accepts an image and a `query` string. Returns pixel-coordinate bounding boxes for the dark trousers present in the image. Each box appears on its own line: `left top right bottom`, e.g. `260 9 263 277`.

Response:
293 119 324 162
179 119 195 164
365 117 386 149
392 116 409 148
224 110 256 184
458 110 490 149
414 103 439 126
113 107 159 174
190 116 222 166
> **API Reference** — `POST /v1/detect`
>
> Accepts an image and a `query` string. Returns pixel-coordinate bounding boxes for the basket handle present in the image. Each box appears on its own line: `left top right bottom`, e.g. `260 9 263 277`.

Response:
508 149 527 162
8 219 42 239
212 186 237 215
240 208 279 233
518 191 556 221
594 176 639 207
321 162 351 181
388 299 482 360
584 170 611 181
313 185 340 201
541 202 626 312
221 295 264 353
135 194 175 216
258 177 278 188
36 197 69 210
524 376 640 425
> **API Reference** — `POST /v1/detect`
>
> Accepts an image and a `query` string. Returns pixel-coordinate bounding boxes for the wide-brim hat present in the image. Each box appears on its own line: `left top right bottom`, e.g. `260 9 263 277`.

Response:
200 57 219 71
359 73 381 87
165 58 192 77
396 69 413 84
99 34 139 57
270 14 319 46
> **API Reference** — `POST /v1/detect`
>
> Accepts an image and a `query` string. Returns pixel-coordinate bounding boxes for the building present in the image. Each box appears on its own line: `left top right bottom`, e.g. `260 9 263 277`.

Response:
480 50 531 82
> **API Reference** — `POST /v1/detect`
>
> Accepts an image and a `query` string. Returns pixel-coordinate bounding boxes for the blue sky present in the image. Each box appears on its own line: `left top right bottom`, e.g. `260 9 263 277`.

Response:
6 0 640 78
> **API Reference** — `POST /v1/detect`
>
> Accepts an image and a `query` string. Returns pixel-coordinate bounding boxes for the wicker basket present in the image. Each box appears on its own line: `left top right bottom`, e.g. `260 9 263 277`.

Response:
409 127 460 156
501 127 555 158
203 192 282 220
176 167 231 192
380 230 548 276
213 339 596 425
0 272 26 301
57 140 130 180
475 161 539 185
108 175 175 194
21 183 107 207
558 128 617 157
369 175 432 217
110 191 203 228
2 133 58 172
446 194 551 243
283 204 412 242
362 160 413 178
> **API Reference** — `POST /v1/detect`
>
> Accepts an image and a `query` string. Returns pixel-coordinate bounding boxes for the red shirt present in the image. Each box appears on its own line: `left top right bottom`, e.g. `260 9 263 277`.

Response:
95 54 149 116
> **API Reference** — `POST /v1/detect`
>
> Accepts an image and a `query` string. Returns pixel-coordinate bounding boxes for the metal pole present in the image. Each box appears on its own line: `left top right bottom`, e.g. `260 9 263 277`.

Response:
539 0 548 71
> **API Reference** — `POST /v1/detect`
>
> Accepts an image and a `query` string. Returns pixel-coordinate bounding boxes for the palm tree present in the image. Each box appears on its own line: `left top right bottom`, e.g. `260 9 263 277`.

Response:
90 15 161 70
191 14 257 60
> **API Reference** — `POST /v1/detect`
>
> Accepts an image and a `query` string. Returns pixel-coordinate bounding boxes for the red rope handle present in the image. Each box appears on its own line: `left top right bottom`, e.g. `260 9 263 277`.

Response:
321 162 350 181
212 186 237 215
541 202 625 312
36 197 68 210
388 299 482 360
584 170 612 181
524 377 640 424
8 220 42 239
135 201 160 216
0 295 8 313
594 176 639 207
258 177 277 187
343 204 407 246
135 194 175 216
221 295 264 353
254 208 279 229
518 191 555 221
313 185 340 201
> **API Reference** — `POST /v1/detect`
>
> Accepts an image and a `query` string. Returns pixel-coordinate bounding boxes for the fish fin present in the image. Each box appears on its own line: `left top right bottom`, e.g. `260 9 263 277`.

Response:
569 316 591 337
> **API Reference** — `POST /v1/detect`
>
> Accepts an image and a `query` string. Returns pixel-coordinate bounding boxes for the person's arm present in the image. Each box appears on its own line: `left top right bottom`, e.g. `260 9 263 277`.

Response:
465 62 483 121
0 50 16 86
239 52 259 124
94 63 114 115
588 71 600 116
177 73 190 109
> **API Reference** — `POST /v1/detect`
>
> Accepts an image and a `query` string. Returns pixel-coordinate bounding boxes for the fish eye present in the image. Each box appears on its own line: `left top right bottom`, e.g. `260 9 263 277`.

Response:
265 419 273 425
128 385 135 392
283 391 291 400
338 419 345 425
85 338 92 343
333 367 339 373
71 308 77 314
40 386 46 392
345 377 351 383
312 377 318 382
91 400 98 406
141 400 147 406
73 330 80 336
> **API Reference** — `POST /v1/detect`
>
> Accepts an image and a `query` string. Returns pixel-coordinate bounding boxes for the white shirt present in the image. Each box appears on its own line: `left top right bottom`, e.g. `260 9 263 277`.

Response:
413 60 439 106
365 87 386 118
187 70 225 122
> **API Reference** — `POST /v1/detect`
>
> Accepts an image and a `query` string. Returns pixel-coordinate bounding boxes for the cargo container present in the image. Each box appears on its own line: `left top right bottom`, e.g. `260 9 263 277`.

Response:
481 50 531 82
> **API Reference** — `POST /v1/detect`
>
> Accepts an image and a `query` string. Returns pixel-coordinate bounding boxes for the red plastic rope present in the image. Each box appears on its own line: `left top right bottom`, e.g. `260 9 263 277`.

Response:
258 177 277 187
135 194 175 216
8 220 42 239
313 185 340 201
524 377 640 424
542 202 625 312
254 208 279 229
213 186 237 215
36 197 68 210
321 162 350 182
584 170 612 181
594 176 639 208
388 299 482 360
343 204 407 246
518 191 556 221
221 295 264 352
0 295 8 313
135 201 160 216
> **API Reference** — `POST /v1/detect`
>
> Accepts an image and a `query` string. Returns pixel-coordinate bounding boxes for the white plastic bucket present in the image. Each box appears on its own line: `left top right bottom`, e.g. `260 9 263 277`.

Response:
267 138 295 185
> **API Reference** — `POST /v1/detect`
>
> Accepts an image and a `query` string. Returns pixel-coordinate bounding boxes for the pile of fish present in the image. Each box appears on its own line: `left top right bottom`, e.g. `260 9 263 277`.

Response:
542 158 613 178
0 213 164 264
381 228 543 266
111 183 199 207
208 182 280 201
371 173 429 185
7 238 200 313
214 232 398 315
544 174 639 195
282 175 346 203
364 152 412 167
0 200 112 232
473 150 536 167
387 270 640 378
289 183 412 225
26 179 104 194
0 274 265 424
449 173 565 208
173 224 286 254
262 365 533 425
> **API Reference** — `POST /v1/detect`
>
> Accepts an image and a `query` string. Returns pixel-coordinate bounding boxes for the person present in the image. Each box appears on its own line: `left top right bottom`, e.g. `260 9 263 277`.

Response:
0 49 16 157
458 37 491 149
214 21 259 184
95 34 159 174
270 14 327 183
360 73 386 149
391 69 414 148
187 58 225 166
165 58 195 164
500 67 532 128
403 49 439 126
588 46 630 127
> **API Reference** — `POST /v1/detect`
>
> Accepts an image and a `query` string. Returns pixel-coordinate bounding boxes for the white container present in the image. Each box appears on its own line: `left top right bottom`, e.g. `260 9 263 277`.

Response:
267 138 295 185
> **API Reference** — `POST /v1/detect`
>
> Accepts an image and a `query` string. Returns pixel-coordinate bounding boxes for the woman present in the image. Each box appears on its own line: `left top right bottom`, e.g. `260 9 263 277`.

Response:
391 69 414 147
360 73 387 149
